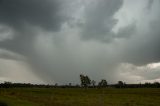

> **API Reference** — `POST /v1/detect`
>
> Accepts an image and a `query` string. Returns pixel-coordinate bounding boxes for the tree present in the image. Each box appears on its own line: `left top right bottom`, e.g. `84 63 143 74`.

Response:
153 82 160 88
98 79 108 87
118 81 124 88
55 83 58 87
91 80 96 87
80 74 91 87
69 83 72 87
80 74 85 87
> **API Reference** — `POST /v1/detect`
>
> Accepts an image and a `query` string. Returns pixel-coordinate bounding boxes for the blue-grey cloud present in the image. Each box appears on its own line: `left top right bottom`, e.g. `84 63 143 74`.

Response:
0 0 65 31
81 0 123 42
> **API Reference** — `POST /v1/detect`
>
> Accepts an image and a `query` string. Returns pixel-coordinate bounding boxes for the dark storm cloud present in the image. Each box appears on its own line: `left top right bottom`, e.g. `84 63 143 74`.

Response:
0 0 65 31
0 0 160 84
81 0 123 42
0 0 68 55
121 4 160 66
0 0 70 83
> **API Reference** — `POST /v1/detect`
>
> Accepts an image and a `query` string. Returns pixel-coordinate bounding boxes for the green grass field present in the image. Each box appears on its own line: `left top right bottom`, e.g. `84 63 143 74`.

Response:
0 88 160 106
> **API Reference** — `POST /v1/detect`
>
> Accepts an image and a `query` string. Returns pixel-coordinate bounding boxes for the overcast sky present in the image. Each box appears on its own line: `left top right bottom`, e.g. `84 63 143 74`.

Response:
0 0 160 84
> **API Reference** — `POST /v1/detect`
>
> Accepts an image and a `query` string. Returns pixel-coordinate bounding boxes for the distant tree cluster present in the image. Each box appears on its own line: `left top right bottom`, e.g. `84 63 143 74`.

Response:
98 79 108 87
80 74 108 88
0 75 160 88
79 74 160 88
0 81 80 88
0 82 55 88
112 81 160 88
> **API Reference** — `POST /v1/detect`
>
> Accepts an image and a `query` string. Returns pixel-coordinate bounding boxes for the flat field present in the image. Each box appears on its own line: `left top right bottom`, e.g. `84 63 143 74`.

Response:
0 88 160 106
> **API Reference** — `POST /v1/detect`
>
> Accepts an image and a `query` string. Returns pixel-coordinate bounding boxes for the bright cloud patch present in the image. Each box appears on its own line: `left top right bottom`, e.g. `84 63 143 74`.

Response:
117 62 160 83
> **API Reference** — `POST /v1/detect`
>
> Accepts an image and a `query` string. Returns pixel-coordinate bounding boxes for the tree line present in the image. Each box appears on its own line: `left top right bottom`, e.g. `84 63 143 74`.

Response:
80 74 160 88
0 74 160 88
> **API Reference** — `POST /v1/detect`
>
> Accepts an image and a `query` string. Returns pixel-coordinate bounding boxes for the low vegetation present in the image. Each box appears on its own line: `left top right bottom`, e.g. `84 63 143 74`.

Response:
0 88 160 106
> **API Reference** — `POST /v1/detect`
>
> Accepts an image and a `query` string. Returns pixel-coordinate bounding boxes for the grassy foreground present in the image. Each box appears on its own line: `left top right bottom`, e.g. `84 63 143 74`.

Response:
0 88 160 106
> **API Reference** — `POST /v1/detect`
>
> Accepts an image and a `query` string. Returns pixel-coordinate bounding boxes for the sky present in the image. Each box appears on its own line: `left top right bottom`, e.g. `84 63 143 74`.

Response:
0 0 160 84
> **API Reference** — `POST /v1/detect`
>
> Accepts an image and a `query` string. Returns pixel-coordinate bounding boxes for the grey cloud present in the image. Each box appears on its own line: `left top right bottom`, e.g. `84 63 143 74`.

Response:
121 16 160 66
81 0 123 42
116 63 160 83
0 0 65 31
0 25 13 41
0 27 37 57
0 0 70 56
0 0 160 84
147 0 154 10
115 23 136 38
0 0 70 83
0 48 25 61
